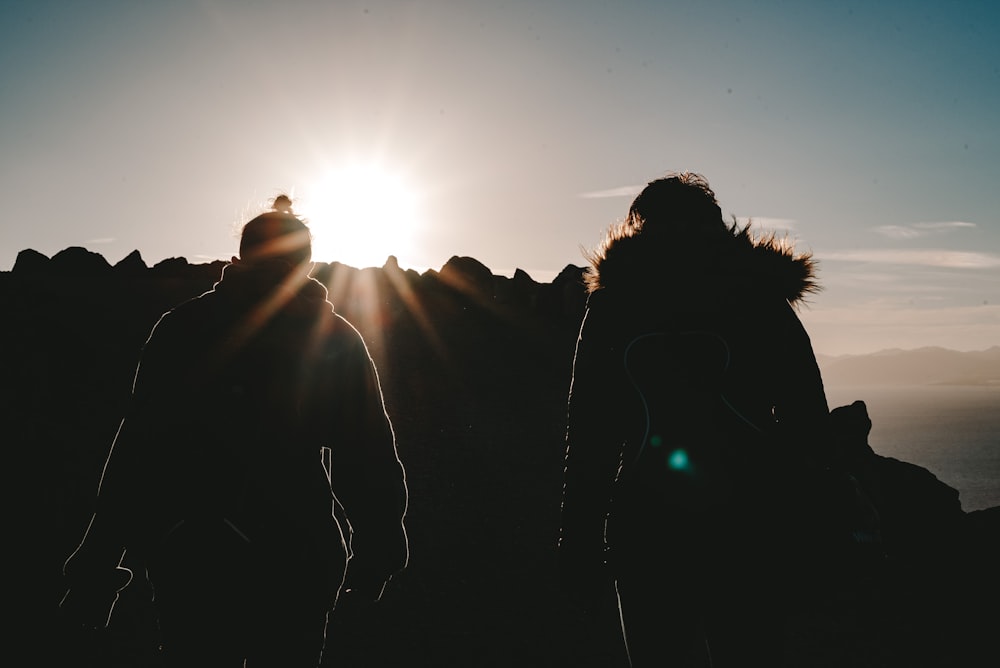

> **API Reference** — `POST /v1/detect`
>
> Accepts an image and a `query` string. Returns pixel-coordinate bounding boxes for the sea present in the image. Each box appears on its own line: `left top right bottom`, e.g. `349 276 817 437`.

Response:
825 384 1000 513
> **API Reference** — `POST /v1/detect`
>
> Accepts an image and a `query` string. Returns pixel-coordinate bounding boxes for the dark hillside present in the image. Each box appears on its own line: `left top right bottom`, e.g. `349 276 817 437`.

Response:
4 247 997 667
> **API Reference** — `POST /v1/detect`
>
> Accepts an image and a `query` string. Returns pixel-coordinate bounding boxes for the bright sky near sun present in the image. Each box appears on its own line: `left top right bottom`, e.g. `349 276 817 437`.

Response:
1 0 998 355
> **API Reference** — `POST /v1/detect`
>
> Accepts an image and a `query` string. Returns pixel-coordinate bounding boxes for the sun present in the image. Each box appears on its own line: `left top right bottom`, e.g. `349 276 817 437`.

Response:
297 163 421 269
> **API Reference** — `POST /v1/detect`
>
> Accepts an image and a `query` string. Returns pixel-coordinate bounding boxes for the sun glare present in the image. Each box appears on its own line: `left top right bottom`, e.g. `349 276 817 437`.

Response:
298 164 421 269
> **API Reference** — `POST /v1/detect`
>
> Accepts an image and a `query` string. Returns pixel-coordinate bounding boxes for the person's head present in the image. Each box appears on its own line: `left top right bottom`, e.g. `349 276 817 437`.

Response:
236 194 313 273
625 172 727 241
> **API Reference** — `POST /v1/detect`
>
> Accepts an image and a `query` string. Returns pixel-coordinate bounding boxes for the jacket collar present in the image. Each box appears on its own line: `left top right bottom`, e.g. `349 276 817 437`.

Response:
586 222 819 306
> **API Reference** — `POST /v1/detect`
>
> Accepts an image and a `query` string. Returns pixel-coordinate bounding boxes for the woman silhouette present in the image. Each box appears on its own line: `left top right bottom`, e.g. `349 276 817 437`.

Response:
559 173 831 667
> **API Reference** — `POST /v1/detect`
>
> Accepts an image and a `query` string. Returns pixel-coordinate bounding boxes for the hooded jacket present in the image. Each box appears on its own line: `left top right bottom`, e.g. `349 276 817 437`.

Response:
559 221 830 584
64 261 408 611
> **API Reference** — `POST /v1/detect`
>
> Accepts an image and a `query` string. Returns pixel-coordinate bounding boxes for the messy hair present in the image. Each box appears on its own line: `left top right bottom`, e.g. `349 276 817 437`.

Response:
624 171 724 235
582 172 728 291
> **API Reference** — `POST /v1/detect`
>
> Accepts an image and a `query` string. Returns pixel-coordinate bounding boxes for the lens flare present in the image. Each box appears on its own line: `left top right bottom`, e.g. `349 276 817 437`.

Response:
667 448 690 472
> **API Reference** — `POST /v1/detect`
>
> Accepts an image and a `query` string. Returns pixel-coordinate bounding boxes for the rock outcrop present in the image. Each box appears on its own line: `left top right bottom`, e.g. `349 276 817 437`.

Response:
4 248 996 667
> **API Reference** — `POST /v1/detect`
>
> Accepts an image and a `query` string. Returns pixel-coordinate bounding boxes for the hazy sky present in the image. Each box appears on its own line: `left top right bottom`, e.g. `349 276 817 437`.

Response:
2 0 998 355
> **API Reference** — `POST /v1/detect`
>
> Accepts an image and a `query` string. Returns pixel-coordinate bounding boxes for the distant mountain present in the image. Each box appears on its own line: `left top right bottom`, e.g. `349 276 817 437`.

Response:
818 346 1000 387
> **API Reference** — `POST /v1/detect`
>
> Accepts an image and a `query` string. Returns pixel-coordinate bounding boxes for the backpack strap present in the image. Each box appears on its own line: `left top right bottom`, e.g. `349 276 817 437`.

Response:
618 330 766 510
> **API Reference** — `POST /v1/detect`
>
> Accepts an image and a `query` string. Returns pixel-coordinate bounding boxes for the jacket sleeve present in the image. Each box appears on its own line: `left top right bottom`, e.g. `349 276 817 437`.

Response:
770 299 833 468
61 313 174 621
94 311 184 533
61 410 134 597
327 325 408 590
558 298 639 594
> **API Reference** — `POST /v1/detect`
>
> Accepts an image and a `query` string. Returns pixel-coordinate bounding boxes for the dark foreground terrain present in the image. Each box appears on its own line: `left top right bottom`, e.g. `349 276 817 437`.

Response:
5 247 997 667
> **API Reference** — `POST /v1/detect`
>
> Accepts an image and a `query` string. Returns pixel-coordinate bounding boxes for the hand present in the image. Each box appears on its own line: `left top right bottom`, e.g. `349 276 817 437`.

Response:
558 546 616 616
342 560 391 603
59 567 133 630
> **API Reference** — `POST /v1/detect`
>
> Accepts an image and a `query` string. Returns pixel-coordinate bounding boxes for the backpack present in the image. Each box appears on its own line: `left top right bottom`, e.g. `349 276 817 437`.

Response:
616 330 761 513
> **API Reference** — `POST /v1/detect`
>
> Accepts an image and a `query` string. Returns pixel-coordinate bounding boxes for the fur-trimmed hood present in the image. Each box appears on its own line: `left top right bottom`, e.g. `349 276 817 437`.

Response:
586 222 820 306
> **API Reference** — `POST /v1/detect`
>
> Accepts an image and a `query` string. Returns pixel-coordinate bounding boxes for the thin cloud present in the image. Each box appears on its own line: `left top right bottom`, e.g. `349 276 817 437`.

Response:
734 216 797 232
85 237 116 245
578 185 643 199
806 302 1000 327
821 249 1000 269
823 271 918 287
874 221 976 239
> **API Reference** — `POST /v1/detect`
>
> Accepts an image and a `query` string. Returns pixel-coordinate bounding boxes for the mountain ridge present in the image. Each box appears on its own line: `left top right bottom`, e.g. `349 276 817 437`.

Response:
10 246 996 387
817 346 1000 387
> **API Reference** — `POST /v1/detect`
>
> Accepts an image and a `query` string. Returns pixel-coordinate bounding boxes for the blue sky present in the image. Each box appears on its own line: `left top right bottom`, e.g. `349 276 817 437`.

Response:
1 0 997 355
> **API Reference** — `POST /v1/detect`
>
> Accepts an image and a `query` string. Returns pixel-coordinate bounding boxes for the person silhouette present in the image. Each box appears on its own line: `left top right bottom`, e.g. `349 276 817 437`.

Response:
60 195 409 667
558 173 832 667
